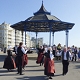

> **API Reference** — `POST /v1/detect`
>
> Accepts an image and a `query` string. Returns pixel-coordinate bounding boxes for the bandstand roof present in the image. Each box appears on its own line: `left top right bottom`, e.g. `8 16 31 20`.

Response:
10 2 75 32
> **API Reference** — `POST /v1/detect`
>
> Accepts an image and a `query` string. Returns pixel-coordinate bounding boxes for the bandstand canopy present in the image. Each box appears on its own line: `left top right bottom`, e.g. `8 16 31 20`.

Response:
10 2 75 32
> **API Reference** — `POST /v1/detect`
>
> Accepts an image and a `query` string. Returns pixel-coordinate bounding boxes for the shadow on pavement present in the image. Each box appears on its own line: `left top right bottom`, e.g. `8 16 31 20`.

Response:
70 61 80 69
16 74 62 80
75 64 80 69
0 73 19 76
16 76 48 80
54 74 62 77
25 69 44 72
0 69 9 73
26 65 40 67
0 69 17 73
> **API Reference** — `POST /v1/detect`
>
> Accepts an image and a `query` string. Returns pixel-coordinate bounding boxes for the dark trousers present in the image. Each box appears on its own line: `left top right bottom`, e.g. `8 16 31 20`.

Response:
62 60 69 75
72 54 77 61
74 54 77 61
40 56 44 66
17 57 22 74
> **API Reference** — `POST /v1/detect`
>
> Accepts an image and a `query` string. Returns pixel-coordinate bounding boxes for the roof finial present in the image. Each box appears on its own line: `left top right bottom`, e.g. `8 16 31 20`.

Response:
42 0 43 5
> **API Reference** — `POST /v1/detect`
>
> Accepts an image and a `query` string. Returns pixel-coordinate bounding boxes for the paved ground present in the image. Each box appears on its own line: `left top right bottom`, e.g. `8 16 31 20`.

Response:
0 52 80 80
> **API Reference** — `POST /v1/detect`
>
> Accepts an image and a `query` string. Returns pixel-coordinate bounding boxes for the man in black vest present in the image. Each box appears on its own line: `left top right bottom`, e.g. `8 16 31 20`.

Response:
61 47 71 75
17 42 27 75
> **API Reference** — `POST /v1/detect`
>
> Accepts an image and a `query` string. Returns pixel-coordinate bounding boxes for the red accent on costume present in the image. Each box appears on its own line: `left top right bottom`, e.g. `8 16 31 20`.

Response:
22 54 28 67
36 53 43 63
47 58 55 73
12 58 16 69
44 58 55 73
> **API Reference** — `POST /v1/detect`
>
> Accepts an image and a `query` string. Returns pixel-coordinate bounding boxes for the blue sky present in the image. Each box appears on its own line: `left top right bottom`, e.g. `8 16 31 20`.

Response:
0 0 80 47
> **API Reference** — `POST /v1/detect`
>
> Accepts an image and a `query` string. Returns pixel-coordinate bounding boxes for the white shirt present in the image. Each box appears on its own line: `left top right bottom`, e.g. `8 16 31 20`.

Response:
64 52 67 60
50 51 54 60
15 46 17 53
56 51 61 56
21 47 28 54
71 47 74 52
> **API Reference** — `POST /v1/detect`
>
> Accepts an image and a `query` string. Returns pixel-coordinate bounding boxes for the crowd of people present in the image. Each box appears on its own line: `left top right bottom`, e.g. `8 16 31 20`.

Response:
2 42 80 79
54 44 80 61
36 43 80 79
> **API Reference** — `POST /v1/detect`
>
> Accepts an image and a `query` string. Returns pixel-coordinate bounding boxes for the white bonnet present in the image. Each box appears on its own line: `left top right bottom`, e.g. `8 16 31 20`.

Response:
48 47 52 51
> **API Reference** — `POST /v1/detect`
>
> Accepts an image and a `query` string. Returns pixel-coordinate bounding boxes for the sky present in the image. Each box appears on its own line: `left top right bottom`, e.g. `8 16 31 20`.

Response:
0 0 80 47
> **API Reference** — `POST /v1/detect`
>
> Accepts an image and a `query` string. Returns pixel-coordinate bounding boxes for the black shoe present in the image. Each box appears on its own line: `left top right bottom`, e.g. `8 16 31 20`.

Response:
62 73 66 76
20 74 24 75
40 64 41 66
42 63 43 66
7 69 10 71
49 76 52 79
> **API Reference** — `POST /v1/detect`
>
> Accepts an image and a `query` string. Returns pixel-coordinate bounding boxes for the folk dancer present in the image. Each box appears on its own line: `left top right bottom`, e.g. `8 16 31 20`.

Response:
78 48 80 60
71 45 75 61
52 45 56 57
36 46 44 66
13 45 18 54
3 46 16 71
44 47 55 79
16 42 28 75
22 45 28 69
74 47 78 61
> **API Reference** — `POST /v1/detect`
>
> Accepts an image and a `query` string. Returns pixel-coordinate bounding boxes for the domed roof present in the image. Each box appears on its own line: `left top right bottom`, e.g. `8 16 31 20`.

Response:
26 1 60 21
11 1 75 32
34 1 50 15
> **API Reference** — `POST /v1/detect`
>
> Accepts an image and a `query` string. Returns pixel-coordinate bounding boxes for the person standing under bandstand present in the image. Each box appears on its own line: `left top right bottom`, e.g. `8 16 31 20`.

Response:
36 45 44 66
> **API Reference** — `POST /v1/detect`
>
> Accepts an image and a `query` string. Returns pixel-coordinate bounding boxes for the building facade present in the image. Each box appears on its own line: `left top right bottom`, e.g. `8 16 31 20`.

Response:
0 22 14 50
38 38 43 47
31 37 43 48
0 22 31 51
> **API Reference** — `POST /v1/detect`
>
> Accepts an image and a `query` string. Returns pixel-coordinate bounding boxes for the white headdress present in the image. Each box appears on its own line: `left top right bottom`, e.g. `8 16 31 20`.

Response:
50 51 54 60
48 47 54 60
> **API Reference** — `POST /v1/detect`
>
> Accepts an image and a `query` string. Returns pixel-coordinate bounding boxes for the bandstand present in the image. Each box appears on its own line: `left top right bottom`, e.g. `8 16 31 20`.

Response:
10 1 75 48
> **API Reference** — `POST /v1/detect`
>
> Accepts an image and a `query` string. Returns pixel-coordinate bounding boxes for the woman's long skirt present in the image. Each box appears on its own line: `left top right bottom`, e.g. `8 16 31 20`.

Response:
44 58 55 76
36 53 44 64
3 56 16 69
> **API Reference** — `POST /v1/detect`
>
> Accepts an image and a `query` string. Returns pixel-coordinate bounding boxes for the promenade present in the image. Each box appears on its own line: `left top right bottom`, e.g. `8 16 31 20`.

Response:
0 52 80 80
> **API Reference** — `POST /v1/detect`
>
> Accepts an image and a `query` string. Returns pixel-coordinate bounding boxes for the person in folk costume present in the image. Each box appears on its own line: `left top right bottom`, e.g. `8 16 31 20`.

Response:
74 47 78 61
78 48 80 60
56 50 61 60
52 45 56 57
36 45 45 66
13 45 18 54
3 46 16 71
22 45 28 70
16 42 28 75
44 47 55 79
61 47 71 75
71 45 75 61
